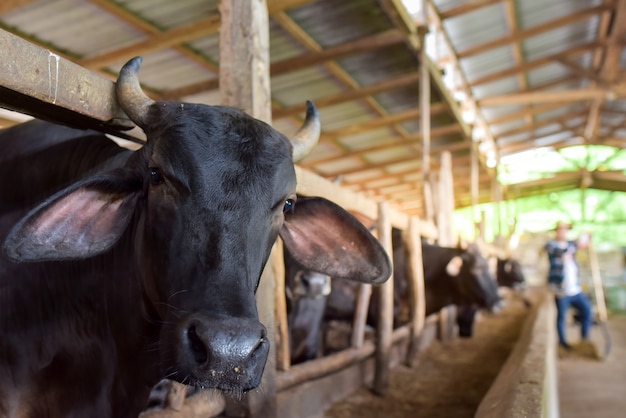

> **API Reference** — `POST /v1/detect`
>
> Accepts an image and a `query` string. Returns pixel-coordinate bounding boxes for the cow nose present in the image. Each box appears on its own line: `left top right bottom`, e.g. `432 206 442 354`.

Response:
175 314 269 390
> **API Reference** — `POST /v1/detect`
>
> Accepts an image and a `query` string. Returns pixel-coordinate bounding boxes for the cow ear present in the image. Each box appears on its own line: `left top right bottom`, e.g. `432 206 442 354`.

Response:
4 171 141 262
280 197 391 284
446 256 463 276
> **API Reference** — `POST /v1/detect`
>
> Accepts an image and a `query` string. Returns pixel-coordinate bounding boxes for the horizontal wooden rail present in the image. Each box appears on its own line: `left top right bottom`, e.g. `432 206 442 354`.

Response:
0 29 138 136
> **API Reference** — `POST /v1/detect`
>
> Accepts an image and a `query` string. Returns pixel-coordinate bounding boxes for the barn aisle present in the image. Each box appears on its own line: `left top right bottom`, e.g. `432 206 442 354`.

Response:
558 315 626 418
322 292 530 418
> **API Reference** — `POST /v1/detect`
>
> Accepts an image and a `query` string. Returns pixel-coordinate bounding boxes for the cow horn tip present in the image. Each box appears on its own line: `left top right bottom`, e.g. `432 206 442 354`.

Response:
291 100 321 162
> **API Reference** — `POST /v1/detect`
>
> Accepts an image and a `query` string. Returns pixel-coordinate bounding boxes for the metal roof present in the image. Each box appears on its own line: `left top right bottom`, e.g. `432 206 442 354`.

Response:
1 0 625 218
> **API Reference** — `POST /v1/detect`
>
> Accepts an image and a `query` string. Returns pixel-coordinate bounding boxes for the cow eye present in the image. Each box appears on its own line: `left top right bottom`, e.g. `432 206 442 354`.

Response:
283 198 295 213
149 167 164 185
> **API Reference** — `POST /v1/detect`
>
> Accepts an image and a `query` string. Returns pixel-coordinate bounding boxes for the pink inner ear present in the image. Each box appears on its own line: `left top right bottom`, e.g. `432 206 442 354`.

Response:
33 189 124 241
23 188 129 258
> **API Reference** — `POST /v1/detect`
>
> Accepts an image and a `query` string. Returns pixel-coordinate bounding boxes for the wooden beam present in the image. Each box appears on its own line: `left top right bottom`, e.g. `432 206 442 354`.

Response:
0 29 133 132
479 87 611 106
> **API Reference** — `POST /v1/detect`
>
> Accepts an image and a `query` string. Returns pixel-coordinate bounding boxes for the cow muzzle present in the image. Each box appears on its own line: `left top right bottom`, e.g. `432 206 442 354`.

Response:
167 314 269 391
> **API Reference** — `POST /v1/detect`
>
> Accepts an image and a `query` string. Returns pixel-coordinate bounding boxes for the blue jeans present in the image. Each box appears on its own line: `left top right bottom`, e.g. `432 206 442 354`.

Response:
555 292 592 347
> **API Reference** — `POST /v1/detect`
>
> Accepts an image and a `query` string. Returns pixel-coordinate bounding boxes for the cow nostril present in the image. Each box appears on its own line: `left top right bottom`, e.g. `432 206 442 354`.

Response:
187 325 208 365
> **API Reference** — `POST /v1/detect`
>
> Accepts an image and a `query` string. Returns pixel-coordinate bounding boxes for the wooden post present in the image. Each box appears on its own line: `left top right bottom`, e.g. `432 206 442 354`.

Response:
273 240 290 371
219 1 275 416
418 24 434 224
437 151 454 246
351 283 373 348
373 202 393 395
405 216 425 367
471 144 479 239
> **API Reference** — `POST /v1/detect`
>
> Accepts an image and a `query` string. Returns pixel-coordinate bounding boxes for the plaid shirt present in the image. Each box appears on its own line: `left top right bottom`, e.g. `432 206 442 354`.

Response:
544 239 578 287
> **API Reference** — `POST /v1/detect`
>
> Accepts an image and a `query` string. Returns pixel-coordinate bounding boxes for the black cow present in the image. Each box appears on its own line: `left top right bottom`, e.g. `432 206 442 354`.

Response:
496 257 531 307
284 247 332 364
0 57 391 417
288 237 501 361
497 257 525 288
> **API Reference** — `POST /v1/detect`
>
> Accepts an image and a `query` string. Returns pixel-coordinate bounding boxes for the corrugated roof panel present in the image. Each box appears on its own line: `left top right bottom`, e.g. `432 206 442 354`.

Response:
364 145 418 164
315 157 364 175
385 160 420 173
443 3 507 52
286 0 390 48
1 0 145 56
272 67 344 107
299 141 340 163
342 169 384 183
269 21 308 63
472 76 519 101
318 101 373 131
522 21 597 61
374 85 420 115
103 49 215 91
491 119 525 137
517 0 602 29
187 34 220 64
525 62 572 87
339 46 418 87
115 0 218 30
362 177 399 189
461 47 515 86
338 128 396 151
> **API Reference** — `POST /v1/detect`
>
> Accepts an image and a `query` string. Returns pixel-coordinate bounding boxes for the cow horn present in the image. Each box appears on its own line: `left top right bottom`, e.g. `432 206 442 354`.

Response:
116 56 154 128
291 101 321 162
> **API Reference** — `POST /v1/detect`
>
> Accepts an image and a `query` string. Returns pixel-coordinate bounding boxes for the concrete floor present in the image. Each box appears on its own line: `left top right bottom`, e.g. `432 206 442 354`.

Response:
558 314 626 418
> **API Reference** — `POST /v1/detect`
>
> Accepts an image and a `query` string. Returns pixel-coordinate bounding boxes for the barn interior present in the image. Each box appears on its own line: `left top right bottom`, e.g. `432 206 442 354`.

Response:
1 1 625 417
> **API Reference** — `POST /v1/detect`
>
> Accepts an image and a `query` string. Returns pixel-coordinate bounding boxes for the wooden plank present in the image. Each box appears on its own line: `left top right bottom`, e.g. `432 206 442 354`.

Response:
437 151 454 246
373 202 394 395
351 283 372 348
273 240 291 372
479 87 611 106
218 1 275 417
405 216 426 367
0 29 133 132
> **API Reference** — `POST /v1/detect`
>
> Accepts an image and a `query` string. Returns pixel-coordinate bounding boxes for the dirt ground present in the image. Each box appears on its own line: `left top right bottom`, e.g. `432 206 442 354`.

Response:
323 292 530 418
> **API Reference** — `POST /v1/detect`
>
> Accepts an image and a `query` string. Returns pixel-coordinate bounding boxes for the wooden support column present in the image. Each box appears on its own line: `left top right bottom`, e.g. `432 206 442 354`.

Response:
351 283 373 348
373 202 394 395
219 1 275 416
273 240 290 371
418 23 434 224
437 151 454 246
471 144 479 239
405 216 425 367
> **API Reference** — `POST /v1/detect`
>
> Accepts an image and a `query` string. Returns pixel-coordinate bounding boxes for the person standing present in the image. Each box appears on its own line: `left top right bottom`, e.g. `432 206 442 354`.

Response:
544 221 593 350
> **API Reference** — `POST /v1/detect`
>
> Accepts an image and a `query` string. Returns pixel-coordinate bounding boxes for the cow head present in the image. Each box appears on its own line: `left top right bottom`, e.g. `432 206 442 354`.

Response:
3 57 390 392
446 244 501 311
497 258 525 289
